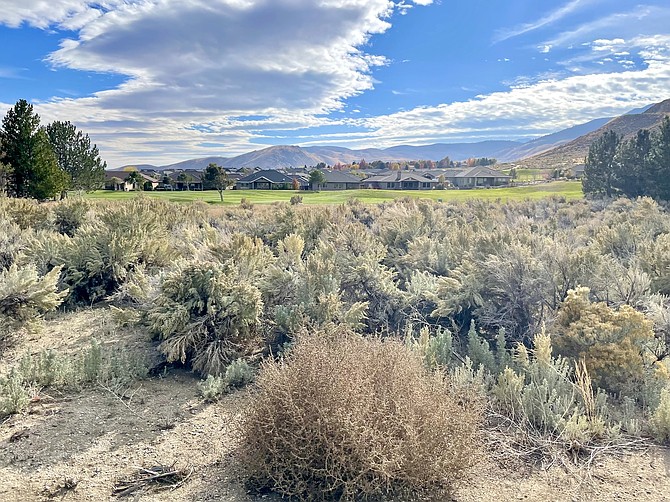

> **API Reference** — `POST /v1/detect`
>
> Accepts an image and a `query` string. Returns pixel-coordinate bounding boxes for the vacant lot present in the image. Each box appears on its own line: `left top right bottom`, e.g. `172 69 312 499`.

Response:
85 180 582 204
2 309 670 502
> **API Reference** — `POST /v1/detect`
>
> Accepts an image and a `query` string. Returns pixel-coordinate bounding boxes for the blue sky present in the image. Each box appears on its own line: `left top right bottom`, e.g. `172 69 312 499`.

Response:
1 0 669 167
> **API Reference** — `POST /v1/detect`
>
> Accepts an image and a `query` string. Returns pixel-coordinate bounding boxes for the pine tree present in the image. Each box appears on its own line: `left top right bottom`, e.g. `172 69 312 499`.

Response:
650 116 670 200
46 120 106 196
0 99 40 197
583 130 620 197
29 129 69 200
614 129 652 198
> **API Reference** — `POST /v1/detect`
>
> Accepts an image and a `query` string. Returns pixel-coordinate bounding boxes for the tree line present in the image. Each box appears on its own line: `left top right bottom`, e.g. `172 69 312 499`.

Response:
0 99 106 199
583 116 670 200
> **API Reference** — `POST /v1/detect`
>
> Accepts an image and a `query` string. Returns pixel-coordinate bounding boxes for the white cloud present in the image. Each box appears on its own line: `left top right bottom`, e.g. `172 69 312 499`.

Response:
330 34 670 149
545 6 670 48
493 0 594 43
2 0 431 165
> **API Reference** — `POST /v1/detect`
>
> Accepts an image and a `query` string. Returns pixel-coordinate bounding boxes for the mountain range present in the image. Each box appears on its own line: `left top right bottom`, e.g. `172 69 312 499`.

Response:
120 99 670 171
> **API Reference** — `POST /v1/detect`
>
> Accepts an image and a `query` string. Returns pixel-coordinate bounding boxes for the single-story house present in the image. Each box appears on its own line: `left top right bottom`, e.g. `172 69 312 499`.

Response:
168 169 204 191
236 169 294 190
442 166 511 188
104 170 158 191
315 170 362 190
364 171 438 190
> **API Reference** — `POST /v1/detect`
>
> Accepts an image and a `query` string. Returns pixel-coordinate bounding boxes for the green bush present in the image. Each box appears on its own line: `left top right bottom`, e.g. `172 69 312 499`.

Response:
198 358 256 400
53 198 90 236
651 386 670 442
0 264 66 348
148 262 264 376
241 330 482 500
0 340 148 417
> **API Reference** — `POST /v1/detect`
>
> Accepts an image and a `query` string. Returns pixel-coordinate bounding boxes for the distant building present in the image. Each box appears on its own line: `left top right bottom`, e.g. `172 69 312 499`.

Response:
104 170 158 191
317 170 363 190
364 171 437 190
236 169 294 190
441 166 511 188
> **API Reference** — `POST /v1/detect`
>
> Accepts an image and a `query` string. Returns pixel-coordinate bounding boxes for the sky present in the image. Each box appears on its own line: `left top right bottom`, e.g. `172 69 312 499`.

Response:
1 0 670 167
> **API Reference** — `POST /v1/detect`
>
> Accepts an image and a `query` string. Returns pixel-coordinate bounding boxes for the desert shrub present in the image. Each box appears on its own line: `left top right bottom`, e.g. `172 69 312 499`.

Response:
241 330 483 501
148 262 264 376
0 217 25 269
198 358 256 400
0 368 32 416
639 233 670 295
0 340 148 417
407 325 454 370
467 321 496 373
492 332 613 443
1 197 51 230
0 264 66 347
650 386 670 442
240 197 253 210
53 201 175 305
554 287 657 394
53 198 90 236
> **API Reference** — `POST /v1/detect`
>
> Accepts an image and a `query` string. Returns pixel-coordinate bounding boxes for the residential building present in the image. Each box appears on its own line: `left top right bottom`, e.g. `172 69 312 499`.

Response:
236 169 294 190
363 171 437 190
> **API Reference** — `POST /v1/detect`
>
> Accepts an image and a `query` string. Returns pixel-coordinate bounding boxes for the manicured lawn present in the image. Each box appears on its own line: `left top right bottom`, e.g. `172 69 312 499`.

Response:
84 181 583 205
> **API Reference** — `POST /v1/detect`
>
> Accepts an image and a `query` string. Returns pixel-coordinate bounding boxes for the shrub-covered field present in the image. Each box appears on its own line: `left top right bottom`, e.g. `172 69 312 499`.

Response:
2 194 670 500
84 180 583 204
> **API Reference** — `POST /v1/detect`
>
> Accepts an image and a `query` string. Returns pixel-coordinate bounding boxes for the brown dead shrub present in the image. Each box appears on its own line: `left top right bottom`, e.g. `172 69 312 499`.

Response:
240 329 483 501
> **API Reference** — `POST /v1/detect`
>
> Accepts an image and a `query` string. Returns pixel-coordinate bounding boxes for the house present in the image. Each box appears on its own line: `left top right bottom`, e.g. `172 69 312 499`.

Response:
442 166 511 188
572 164 586 179
236 169 294 190
169 169 204 191
316 170 363 190
363 171 438 190
104 170 158 191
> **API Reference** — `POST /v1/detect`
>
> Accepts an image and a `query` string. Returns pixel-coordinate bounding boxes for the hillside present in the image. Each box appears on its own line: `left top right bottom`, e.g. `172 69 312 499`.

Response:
518 98 670 168
222 145 323 169
497 117 612 162
114 101 668 171
161 156 230 171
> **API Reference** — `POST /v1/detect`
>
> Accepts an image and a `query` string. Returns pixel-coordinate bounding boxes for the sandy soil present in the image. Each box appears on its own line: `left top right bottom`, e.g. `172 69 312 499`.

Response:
2 309 670 502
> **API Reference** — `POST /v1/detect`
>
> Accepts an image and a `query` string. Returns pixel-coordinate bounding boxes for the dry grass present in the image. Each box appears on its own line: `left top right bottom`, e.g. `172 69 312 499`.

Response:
240 329 483 501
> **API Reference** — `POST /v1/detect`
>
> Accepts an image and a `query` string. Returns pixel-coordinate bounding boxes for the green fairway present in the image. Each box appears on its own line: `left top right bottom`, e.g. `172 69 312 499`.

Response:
84 181 583 205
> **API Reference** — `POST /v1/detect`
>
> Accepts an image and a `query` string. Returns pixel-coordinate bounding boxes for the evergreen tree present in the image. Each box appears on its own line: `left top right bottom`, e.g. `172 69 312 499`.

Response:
0 99 40 197
202 163 233 202
309 169 327 191
46 120 106 196
583 130 621 197
650 116 670 200
0 162 12 195
29 129 69 200
614 129 652 198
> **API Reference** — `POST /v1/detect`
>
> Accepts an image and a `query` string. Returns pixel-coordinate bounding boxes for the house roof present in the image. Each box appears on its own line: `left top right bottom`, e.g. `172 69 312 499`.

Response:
450 166 511 179
364 171 435 183
237 169 293 184
322 170 362 183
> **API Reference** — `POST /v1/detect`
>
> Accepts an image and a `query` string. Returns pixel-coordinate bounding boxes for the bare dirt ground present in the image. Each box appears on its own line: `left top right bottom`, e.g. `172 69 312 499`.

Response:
2 309 670 502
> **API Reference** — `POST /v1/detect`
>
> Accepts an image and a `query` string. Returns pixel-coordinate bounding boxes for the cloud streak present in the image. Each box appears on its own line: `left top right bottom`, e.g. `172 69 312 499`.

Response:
493 0 593 43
